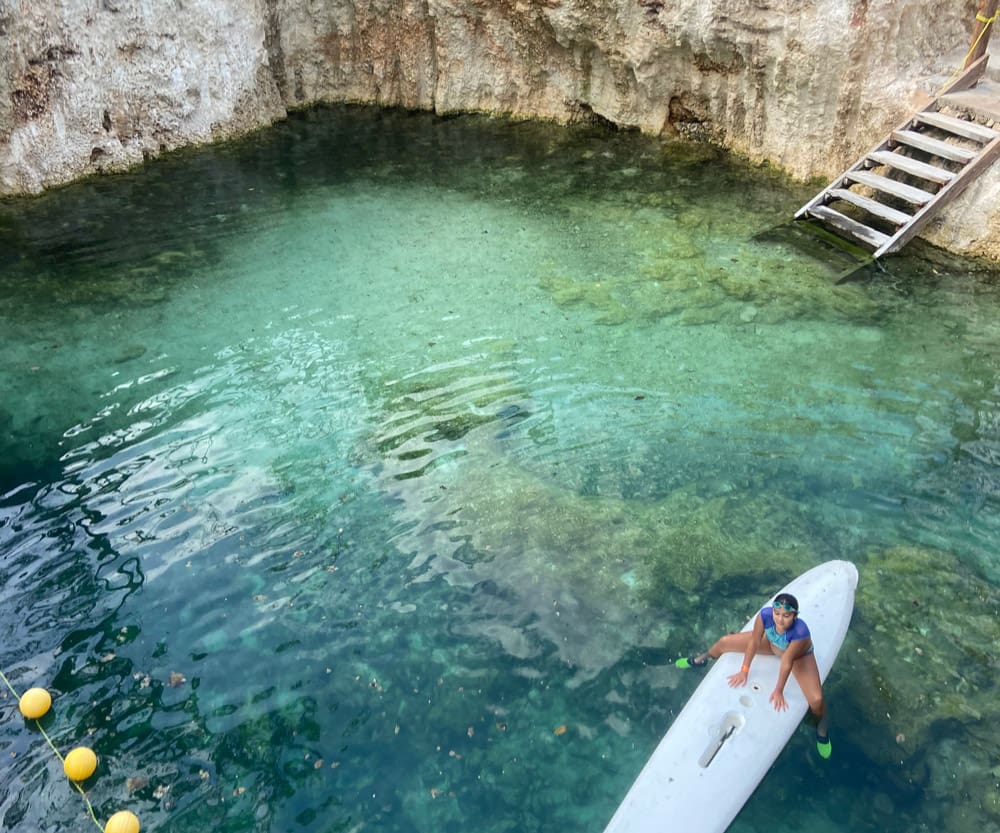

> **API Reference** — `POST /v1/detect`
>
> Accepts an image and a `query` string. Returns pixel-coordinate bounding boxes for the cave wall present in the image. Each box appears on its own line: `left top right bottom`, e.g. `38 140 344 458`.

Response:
1 0 997 258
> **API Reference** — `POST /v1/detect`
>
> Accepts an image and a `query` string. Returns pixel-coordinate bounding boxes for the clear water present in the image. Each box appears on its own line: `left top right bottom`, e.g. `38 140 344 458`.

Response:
2 106 1000 833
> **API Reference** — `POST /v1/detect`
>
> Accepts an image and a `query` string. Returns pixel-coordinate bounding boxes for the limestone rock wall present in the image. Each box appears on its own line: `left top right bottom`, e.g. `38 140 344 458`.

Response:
1 0 997 259
0 0 286 193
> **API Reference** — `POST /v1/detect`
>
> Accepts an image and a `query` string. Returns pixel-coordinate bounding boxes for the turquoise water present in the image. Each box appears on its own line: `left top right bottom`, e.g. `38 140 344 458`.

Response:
2 105 1000 833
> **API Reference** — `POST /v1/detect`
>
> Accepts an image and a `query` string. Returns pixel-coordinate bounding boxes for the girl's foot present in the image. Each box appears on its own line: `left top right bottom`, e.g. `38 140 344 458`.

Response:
674 655 708 669
816 730 832 759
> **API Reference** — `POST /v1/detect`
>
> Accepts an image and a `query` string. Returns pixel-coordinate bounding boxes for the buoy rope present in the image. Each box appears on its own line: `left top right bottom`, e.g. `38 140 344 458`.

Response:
936 10 998 96
0 668 105 832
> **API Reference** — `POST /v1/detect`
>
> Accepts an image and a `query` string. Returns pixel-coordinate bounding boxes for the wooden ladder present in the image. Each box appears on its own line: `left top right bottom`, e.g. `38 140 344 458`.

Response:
795 59 1000 258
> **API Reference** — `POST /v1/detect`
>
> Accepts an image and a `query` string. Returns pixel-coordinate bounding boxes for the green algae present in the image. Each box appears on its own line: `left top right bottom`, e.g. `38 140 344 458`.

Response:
850 546 1000 825
635 490 812 599
855 545 1000 743
539 219 881 330
539 273 630 325
380 423 821 676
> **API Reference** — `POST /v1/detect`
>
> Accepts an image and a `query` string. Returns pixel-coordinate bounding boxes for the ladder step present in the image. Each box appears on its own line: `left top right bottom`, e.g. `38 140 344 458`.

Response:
867 150 955 184
828 188 913 225
806 205 890 250
891 129 978 163
844 169 936 205
914 110 1000 143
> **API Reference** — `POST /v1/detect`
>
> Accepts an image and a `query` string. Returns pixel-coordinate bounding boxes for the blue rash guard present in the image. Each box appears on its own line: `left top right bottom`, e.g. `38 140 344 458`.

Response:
760 606 811 651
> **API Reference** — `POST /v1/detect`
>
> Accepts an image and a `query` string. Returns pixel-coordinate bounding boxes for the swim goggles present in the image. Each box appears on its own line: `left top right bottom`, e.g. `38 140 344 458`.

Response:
772 600 797 613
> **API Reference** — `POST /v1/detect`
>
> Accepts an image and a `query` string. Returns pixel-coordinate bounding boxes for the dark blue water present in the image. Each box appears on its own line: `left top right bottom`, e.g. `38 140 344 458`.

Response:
2 105 999 833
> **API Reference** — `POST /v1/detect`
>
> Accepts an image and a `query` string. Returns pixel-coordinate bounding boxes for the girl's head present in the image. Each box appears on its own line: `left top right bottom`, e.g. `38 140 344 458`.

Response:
772 593 799 618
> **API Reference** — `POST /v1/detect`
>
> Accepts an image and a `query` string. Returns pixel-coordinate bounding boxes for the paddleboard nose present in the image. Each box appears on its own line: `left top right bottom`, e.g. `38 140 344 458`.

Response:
832 559 859 590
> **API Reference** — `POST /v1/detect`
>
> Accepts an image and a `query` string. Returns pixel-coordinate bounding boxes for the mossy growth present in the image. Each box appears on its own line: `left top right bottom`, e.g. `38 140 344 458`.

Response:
635 490 809 601
848 544 1000 815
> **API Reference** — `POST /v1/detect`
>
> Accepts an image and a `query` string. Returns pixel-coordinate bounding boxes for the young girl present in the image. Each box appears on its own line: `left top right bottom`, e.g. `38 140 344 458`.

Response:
675 592 832 758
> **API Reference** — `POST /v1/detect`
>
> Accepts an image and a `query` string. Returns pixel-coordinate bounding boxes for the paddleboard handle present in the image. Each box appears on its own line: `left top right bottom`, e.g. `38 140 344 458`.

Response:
698 712 745 768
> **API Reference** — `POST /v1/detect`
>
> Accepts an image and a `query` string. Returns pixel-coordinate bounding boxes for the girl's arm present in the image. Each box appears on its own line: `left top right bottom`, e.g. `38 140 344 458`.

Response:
769 638 810 710
727 613 764 688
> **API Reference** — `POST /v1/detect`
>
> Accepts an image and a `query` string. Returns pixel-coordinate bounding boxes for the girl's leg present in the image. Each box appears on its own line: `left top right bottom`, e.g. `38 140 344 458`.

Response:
790 653 826 722
790 653 831 757
706 631 759 660
685 630 768 665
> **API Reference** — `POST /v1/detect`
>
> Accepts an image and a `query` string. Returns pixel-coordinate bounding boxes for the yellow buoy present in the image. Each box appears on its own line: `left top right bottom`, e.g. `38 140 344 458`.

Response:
105 810 141 833
18 687 52 719
63 746 98 781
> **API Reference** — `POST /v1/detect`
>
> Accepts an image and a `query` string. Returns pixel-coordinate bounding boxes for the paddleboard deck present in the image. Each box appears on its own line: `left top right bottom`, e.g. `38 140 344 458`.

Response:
603 560 858 833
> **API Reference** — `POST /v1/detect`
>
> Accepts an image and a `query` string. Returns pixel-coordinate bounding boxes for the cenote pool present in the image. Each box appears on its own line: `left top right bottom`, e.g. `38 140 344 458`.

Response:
1 105 999 833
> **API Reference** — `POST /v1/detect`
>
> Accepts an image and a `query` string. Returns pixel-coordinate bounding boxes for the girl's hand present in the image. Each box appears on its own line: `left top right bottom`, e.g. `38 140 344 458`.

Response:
769 689 788 711
727 671 748 688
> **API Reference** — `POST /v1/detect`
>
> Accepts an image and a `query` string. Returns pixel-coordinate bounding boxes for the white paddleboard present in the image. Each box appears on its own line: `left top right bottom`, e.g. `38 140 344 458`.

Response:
603 559 858 833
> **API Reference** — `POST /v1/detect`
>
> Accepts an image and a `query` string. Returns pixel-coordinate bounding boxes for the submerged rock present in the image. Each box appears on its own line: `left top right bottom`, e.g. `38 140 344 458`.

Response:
853 545 1000 752
850 545 1000 826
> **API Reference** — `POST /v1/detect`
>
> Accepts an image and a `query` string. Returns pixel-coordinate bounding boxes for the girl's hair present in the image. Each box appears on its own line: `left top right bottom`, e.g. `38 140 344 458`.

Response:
773 592 799 613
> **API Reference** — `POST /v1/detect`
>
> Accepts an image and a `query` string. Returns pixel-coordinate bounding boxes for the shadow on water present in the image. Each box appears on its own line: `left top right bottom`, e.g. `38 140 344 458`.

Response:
753 219 883 285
